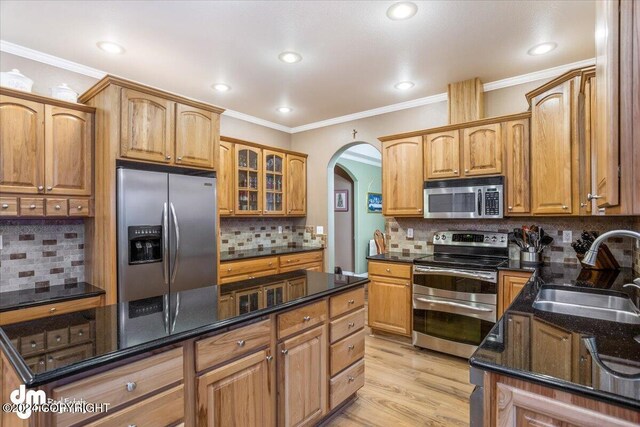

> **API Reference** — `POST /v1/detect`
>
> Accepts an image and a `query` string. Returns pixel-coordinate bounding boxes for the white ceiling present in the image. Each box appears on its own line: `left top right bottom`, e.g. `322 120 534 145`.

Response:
0 1 595 129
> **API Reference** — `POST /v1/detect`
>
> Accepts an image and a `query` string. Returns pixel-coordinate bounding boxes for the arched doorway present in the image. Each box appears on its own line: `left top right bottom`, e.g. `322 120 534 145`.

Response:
326 142 383 275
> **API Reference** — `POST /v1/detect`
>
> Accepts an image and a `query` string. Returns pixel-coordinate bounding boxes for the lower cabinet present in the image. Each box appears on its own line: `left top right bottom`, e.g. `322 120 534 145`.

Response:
367 275 412 336
197 349 274 427
278 325 328 427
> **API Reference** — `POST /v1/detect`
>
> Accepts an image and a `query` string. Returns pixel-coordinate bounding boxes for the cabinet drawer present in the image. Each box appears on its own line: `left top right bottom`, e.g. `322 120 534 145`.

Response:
69 322 92 344
69 198 90 216
19 197 45 216
220 257 278 279
196 319 271 371
46 198 68 216
277 300 327 339
52 347 183 426
278 261 322 273
279 250 323 268
330 359 365 410
330 308 365 343
25 355 47 374
368 261 411 279
0 296 103 325
0 197 18 216
85 385 184 427
20 332 45 355
330 329 365 376
219 268 278 285
46 327 70 350
330 286 365 318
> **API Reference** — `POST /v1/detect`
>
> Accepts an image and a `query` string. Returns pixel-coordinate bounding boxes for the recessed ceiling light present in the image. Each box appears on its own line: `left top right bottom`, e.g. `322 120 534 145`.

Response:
386 2 418 20
527 42 557 56
394 81 415 90
278 51 302 64
96 41 125 54
212 83 231 92
277 107 292 113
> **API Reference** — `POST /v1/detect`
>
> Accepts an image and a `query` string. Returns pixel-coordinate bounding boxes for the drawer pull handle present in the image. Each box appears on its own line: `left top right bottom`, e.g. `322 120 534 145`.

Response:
177 156 183 161
562 205 568 210
269 262 273 266
348 299 355 304
166 155 172 160
385 268 391 272
31 341 37 348
38 186 44 191
1 204 8 209
49 307 57 313
227 268 232 272
56 336 61 342
237 340 246 347
281 349 288 355
55 205 61 210
303 316 311 322
347 344 355 351
39 360 45 365
266 355 273 362
348 376 355 383
125 382 137 392
77 205 83 210
47 186 53 191
29 204 36 209
348 322 355 328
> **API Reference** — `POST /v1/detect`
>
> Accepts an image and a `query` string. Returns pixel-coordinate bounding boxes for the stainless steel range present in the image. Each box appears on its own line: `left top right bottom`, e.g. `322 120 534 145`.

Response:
412 231 508 358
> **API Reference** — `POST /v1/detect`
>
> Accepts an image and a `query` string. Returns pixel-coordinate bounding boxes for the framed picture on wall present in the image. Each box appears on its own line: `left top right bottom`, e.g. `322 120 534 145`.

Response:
334 189 349 212
367 192 382 213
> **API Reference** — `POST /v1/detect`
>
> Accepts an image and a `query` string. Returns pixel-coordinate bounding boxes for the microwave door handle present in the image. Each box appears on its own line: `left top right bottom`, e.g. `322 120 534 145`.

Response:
415 297 494 312
477 188 483 216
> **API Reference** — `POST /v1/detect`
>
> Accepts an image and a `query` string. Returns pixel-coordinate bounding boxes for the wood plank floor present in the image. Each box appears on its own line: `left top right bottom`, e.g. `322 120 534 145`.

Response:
326 332 474 427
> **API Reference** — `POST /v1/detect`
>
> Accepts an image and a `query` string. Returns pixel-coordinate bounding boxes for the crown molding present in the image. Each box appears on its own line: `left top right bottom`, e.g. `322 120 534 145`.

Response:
338 152 382 167
221 109 292 133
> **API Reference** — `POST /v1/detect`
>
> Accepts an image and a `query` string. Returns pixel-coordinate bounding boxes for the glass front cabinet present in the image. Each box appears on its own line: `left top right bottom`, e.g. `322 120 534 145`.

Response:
235 144 261 215
263 150 286 215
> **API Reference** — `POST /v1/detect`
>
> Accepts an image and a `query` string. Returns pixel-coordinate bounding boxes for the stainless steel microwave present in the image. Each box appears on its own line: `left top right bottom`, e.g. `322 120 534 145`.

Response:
423 176 504 219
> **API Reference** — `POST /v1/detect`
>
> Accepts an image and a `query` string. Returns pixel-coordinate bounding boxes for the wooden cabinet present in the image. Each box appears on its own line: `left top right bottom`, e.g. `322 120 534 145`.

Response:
220 250 323 285
579 70 596 215
0 295 103 325
462 123 502 176
504 313 531 370
277 325 327 427
382 136 423 216
504 119 530 214
45 343 93 370
368 275 411 337
175 103 218 169
530 79 576 215
531 319 572 381
498 271 532 317
235 144 262 215
0 94 44 194
424 131 460 179
197 349 274 427
286 154 306 216
120 88 174 163
264 150 286 215
218 140 235 216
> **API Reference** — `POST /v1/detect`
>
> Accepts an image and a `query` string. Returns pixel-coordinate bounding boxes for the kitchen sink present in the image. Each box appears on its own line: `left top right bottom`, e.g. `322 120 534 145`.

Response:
532 287 640 324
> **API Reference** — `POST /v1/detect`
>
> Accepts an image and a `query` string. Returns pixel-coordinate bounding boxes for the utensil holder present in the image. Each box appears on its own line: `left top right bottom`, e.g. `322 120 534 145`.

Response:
576 244 620 270
520 250 541 265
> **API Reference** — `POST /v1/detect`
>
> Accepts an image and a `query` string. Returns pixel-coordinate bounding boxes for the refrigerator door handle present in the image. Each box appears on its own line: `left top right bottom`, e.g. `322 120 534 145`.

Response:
170 202 180 283
162 294 170 334
171 293 181 333
162 202 169 286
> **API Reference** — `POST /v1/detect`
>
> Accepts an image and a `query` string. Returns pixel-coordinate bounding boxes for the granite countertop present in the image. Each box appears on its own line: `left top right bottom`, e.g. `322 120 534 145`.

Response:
0 271 367 387
470 266 640 410
366 252 423 263
220 246 323 262
0 282 105 313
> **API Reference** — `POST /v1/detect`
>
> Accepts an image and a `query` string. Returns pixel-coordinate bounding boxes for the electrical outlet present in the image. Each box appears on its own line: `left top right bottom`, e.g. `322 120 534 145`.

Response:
316 226 324 235
562 230 572 243
278 226 283 234
407 228 414 239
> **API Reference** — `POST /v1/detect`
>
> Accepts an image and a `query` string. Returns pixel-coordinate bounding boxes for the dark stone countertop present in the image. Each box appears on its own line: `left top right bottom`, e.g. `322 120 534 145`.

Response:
470 266 640 410
0 271 367 387
0 282 105 313
220 246 323 262
366 252 422 263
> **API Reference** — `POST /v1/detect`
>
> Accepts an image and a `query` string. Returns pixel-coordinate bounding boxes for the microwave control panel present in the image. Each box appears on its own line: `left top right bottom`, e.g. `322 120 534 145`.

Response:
484 190 500 216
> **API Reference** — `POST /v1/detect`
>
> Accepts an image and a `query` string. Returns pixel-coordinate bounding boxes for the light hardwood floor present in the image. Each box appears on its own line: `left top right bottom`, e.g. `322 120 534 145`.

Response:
326 332 474 426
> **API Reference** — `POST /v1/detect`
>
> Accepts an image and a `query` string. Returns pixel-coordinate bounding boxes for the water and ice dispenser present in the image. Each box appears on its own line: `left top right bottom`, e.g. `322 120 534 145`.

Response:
128 225 163 265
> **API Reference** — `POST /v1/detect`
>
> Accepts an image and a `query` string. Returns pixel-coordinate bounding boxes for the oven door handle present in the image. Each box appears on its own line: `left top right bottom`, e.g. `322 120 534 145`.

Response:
415 297 494 312
413 266 496 282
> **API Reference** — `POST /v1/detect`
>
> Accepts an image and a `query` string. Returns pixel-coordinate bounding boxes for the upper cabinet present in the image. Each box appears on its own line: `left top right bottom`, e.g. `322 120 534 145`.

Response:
424 131 459 179
218 140 235 216
462 123 502 176
263 150 285 215
382 136 424 216
175 103 219 169
286 154 306 216
504 119 530 215
235 144 262 215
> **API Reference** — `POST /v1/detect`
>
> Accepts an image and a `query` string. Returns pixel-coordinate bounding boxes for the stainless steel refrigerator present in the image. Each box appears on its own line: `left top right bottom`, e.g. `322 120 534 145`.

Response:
116 165 217 302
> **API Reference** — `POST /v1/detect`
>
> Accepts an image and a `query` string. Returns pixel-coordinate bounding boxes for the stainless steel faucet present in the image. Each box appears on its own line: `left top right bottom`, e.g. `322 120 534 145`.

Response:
582 229 640 266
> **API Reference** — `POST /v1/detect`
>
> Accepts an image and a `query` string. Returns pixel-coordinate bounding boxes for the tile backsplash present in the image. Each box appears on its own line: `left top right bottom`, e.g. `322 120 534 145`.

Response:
0 220 85 293
220 218 325 252
385 216 639 268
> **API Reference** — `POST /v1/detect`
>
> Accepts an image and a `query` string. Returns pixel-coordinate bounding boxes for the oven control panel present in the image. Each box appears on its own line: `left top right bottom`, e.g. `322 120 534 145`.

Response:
432 231 508 248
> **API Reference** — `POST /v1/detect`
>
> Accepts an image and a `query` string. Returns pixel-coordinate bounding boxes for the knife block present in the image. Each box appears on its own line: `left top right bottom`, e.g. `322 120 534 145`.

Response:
576 244 620 270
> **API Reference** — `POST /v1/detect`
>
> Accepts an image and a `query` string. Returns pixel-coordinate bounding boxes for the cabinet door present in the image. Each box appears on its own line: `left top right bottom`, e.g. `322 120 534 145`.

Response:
0 95 44 194
263 282 286 308
287 278 307 301
235 145 262 215
278 325 327 427
424 131 460 179
531 319 572 381
504 119 530 214
264 150 286 215
236 288 263 315
286 154 306 216
531 82 574 214
505 313 531 370
382 137 423 216
197 349 274 427
120 88 174 163
218 294 236 320
175 103 218 169
580 74 595 215
218 140 235 216
462 124 502 176
367 275 411 336
44 105 92 196
500 272 531 316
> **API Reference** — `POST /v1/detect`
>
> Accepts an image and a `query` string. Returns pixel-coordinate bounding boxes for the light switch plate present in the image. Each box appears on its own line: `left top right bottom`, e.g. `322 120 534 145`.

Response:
562 230 572 243
278 226 283 234
407 228 414 239
316 226 324 235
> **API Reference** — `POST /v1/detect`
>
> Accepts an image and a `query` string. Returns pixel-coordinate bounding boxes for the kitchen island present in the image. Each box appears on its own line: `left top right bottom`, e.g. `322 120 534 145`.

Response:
0 270 367 426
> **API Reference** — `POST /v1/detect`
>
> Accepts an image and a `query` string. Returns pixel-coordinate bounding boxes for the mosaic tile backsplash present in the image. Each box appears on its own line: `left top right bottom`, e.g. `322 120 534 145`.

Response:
0 220 85 293
385 216 640 268
220 218 325 252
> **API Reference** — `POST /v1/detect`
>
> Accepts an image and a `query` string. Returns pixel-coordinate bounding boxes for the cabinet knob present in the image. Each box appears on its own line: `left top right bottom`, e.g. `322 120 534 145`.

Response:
268 262 273 266
562 205 568 210
303 315 311 322
266 355 273 362
55 205 61 210
347 344 355 351
37 185 44 191
580 202 587 208
417 208 422 212
49 307 56 313
227 268 232 272
1 204 8 209
348 322 355 328
237 340 245 347
39 360 45 365
464 169 469 173
348 299 355 304
125 382 137 392
47 186 52 191
587 193 602 201
129 425 137 427
77 205 83 210
166 155 172 160
385 268 391 272
348 376 355 383
56 336 61 342
29 204 36 209
453 170 458 174
78 330 84 336
31 341 36 348
508 206 513 211
281 349 288 355
177 157 182 161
